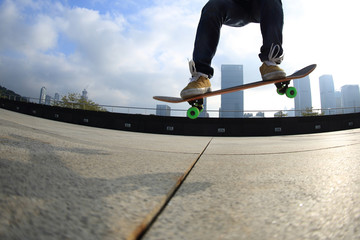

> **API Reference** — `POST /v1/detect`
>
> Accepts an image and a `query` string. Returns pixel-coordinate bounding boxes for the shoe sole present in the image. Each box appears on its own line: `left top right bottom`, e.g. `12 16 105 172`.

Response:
262 71 286 81
180 87 211 99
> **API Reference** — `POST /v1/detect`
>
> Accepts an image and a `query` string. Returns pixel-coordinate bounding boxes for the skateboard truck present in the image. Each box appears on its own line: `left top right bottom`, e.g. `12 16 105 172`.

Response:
275 80 297 98
187 98 204 119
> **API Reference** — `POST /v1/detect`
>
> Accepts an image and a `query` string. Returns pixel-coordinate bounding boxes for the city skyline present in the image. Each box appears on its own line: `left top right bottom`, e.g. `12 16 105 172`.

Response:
37 71 360 118
35 66 360 118
27 63 360 117
155 70 360 117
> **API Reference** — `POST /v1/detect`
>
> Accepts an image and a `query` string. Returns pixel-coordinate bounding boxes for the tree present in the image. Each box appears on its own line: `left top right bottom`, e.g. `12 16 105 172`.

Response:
0 85 28 101
274 111 288 118
301 108 323 116
56 93 107 112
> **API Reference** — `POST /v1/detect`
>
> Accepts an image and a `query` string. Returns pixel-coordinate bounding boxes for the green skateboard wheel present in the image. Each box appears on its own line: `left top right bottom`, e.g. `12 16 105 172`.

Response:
286 87 297 98
187 107 200 119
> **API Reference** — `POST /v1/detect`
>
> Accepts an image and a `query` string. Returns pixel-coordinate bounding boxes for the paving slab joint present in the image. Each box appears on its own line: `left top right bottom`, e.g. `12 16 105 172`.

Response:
127 138 213 240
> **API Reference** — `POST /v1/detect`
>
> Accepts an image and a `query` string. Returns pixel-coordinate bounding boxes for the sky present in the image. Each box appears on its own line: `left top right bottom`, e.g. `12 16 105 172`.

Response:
1 0 360 117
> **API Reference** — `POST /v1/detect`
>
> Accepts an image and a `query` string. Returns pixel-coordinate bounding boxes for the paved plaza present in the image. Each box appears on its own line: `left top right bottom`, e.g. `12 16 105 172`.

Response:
1 108 360 239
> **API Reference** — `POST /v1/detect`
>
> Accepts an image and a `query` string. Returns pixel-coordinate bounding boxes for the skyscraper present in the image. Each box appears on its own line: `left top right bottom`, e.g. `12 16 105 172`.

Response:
54 93 60 103
319 75 336 115
39 87 46 104
220 65 244 118
341 85 360 114
294 76 312 116
335 91 342 114
199 98 209 118
45 95 52 105
82 89 88 101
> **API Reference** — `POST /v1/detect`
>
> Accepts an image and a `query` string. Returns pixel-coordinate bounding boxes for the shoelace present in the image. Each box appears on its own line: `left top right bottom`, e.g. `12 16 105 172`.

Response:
189 60 197 79
188 60 208 82
268 43 284 65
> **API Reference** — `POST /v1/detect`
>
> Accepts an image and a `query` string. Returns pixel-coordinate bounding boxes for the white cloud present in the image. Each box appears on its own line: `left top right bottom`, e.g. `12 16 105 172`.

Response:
1 0 359 114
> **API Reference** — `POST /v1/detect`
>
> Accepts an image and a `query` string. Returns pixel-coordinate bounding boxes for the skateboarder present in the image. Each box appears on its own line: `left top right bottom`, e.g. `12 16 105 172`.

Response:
181 0 286 99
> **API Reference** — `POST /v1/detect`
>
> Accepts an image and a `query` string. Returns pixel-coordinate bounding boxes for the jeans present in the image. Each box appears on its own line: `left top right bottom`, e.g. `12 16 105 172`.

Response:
193 0 284 78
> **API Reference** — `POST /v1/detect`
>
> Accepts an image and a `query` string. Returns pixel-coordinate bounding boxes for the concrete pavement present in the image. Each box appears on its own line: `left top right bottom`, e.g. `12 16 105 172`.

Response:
1 108 360 239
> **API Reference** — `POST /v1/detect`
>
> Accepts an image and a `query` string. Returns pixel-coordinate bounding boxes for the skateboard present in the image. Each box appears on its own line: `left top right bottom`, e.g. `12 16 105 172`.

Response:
154 64 317 119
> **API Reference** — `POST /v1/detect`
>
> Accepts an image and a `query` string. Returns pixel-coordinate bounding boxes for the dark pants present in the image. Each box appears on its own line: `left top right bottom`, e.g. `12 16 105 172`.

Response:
193 0 284 78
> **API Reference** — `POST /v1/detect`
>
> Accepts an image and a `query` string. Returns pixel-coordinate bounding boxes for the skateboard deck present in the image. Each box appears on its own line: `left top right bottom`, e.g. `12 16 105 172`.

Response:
154 64 316 119
154 64 316 103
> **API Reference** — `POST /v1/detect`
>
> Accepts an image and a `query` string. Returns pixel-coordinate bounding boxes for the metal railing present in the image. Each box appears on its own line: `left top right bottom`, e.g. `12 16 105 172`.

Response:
1 93 360 118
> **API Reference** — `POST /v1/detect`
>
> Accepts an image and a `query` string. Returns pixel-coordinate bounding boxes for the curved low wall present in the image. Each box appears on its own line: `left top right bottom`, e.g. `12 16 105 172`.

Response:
1 98 359 136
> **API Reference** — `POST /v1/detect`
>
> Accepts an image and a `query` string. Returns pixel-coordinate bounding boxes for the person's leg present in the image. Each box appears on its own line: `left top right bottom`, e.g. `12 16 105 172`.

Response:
192 0 253 78
181 0 253 99
257 0 284 63
255 0 286 80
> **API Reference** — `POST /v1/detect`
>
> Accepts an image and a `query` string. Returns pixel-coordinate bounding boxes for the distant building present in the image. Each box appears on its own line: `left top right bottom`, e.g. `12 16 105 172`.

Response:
243 113 253 118
341 85 360 114
45 95 52 105
335 91 342 114
156 104 171 116
220 65 244 118
256 112 265 118
39 87 46 104
319 75 336 115
294 76 312 116
199 98 209 118
54 93 60 103
82 89 88 101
